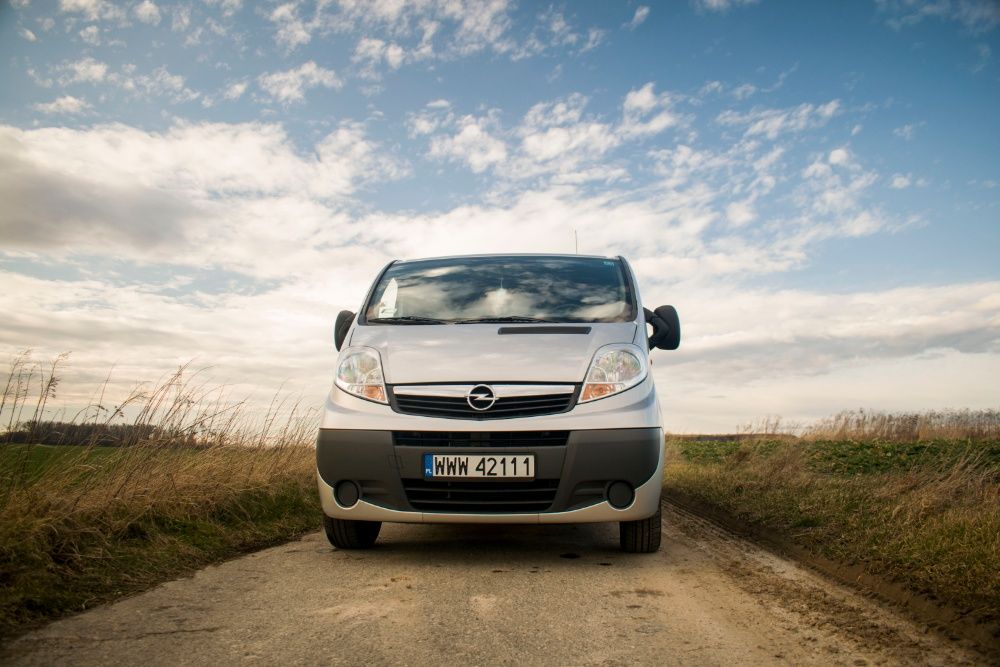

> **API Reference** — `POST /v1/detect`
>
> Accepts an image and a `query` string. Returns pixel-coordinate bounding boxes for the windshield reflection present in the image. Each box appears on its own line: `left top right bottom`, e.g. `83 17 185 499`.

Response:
364 256 633 324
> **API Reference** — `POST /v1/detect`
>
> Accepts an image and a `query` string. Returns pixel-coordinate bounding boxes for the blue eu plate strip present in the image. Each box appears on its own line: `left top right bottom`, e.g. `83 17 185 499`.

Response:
423 453 433 478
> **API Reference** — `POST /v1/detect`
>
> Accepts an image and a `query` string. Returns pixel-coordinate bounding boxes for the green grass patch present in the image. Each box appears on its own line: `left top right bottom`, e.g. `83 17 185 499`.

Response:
664 437 1000 624
0 443 319 640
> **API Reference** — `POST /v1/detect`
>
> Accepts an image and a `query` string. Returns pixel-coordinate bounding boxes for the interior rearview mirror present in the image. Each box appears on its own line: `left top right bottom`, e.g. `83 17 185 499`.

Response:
334 310 356 351
644 305 680 351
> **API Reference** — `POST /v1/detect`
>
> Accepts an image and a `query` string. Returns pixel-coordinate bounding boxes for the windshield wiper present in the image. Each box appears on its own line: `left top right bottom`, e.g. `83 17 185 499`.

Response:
367 316 448 325
454 316 557 324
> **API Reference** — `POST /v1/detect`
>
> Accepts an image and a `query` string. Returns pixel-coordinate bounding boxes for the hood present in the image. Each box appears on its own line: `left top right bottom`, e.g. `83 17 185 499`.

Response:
348 322 639 384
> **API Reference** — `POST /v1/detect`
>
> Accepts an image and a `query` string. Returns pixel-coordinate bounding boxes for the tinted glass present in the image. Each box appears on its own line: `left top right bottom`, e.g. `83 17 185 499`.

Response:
364 256 634 324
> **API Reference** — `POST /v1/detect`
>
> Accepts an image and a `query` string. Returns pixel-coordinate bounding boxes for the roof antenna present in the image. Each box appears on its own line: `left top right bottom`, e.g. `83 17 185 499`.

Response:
574 229 579 254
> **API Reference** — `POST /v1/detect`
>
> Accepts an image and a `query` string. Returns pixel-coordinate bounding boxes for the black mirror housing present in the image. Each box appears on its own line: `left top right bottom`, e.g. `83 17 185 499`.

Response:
334 310 356 351
644 305 680 351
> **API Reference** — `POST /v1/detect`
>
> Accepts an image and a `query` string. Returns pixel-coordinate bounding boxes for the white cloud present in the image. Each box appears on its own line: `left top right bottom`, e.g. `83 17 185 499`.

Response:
125 66 200 103
725 200 756 227
223 80 248 100
620 82 681 137
58 0 125 22
877 0 1000 34
653 283 1000 433
352 38 406 79
828 147 850 166
53 62 199 103
57 57 109 84
204 0 242 17
694 0 760 12
0 270 344 411
731 83 757 100
407 100 454 137
133 0 162 25
797 150 888 237
417 86 687 183
508 94 621 181
429 114 508 173
449 0 515 56
893 122 923 140
27 68 53 88
0 121 408 269
523 94 587 128
33 95 92 115
716 100 840 139
257 62 341 104
663 282 1000 387
19 27 38 42
625 6 650 30
265 0 597 63
171 5 192 32
543 8 578 46
699 80 724 96
79 25 101 45
890 173 912 189
581 27 605 52
269 1 315 50
519 119 617 168
509 7 583 59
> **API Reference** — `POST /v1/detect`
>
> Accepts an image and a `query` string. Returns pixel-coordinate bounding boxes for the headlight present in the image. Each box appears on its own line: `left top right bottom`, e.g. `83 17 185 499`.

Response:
335 347 387 404
580 344 647 403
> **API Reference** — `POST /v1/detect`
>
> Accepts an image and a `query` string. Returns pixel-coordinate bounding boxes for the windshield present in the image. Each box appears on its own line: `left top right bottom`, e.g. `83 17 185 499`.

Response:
363 256 635 324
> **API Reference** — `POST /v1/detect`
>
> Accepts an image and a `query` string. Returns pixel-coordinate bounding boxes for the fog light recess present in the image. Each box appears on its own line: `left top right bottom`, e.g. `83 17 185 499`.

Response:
607 481 634 509
334 480 360 508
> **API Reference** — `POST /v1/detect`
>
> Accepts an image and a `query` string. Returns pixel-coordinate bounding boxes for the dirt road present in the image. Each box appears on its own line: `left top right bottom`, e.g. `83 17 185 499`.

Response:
3 503 986 666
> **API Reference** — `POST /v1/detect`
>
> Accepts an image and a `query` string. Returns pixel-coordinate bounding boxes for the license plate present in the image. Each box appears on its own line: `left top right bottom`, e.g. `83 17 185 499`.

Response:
423 454 535 479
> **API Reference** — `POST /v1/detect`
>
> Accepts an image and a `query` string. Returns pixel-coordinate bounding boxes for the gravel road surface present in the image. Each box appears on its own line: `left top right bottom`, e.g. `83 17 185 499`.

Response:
3 503 986 666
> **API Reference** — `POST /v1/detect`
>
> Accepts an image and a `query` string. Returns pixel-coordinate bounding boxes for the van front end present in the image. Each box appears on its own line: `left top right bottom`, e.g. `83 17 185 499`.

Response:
317 254 680 553
316 374 664 526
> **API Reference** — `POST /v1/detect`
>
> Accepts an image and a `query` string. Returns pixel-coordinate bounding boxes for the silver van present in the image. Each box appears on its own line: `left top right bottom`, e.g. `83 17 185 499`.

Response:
317 254 680 552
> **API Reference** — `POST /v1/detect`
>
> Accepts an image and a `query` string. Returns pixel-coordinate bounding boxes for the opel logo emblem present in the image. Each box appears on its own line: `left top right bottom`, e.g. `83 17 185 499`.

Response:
466 384 497 411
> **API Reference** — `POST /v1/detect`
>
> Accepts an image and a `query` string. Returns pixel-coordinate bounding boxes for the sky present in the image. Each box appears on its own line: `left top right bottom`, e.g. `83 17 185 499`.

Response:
1 0 998 433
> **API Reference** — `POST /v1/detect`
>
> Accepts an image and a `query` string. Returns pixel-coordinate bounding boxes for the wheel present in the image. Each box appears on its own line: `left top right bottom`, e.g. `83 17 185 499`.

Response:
619 505 662 553
323 515 381 549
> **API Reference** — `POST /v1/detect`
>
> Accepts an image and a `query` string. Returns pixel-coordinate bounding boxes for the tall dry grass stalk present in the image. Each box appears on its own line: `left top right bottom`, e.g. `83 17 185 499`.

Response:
0 350 319 629
802 408 1000 442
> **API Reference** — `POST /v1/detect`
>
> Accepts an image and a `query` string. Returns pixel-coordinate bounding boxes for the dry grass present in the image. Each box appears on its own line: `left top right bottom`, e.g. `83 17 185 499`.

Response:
802 408 1000 442
664 424 1000 625
0 351 320 639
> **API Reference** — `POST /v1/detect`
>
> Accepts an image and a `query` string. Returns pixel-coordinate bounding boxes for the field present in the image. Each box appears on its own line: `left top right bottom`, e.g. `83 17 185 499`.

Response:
3 351 999 646
663 410 1000 629
0 353 319 639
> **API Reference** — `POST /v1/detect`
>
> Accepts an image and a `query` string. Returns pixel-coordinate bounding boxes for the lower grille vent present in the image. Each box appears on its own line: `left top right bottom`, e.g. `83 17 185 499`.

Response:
392 431 569 448
403 479 559 513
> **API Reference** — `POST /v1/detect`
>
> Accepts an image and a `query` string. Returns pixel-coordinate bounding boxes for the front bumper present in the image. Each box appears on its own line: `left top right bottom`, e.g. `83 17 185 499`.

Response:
316 427 664 524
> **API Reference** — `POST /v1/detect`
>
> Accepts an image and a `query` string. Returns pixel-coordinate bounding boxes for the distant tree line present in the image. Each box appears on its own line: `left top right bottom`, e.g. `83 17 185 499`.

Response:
3 421 203 448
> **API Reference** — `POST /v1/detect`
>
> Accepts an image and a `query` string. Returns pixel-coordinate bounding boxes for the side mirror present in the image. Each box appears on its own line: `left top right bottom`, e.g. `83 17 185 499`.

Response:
334 310 355 351
644 305 680 351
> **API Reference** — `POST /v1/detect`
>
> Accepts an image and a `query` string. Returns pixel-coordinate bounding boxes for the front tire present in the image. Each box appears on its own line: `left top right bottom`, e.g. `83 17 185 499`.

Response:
620 505 662 553
323 515 381 549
